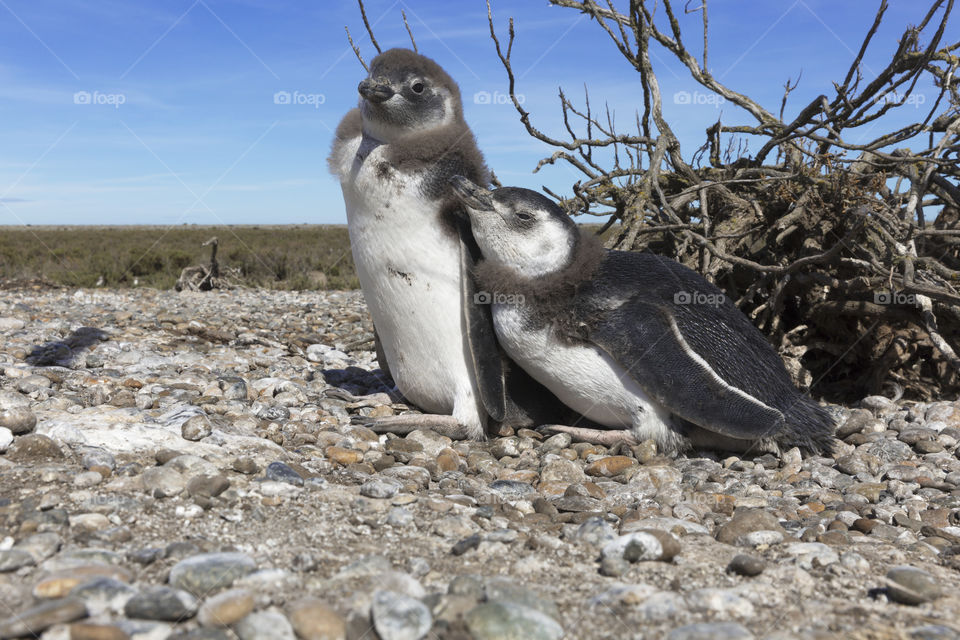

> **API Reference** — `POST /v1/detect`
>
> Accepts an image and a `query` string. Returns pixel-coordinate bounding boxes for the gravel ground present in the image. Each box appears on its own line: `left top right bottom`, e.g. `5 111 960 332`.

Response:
0 287 959 640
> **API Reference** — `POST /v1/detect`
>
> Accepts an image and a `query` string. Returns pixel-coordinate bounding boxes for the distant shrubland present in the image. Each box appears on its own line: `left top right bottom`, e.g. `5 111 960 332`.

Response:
0 225 359 290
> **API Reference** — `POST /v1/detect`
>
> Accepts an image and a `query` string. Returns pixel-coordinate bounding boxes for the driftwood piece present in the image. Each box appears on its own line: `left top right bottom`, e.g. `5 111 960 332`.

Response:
175 237 242 292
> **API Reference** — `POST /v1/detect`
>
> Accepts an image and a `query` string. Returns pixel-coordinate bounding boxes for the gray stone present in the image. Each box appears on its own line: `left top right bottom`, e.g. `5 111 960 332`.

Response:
125 586 199 621
465 602 564 640
0 408 36 434
484 578 560 622
487 480 537 500
70 576 137 615
685 588 755 617
360 477 403 499
142 466 187 498
168 552 257 596
371 590 432 640
785 542 839 569
182 415 213 441
265 462 304 486
575 517 617 547
667 622 754 640
727 554 765 576
234 609 296 640
715 509 785 545
0 597 87 638
0 549 35 572
887 566 942 605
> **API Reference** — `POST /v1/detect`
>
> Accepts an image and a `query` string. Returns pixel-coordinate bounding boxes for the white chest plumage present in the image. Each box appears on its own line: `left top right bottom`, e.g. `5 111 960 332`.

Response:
334 135 482 429
491 303 673 441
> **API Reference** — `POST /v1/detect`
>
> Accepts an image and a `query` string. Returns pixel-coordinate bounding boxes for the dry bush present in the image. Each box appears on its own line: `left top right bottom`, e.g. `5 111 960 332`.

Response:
487 0 960 402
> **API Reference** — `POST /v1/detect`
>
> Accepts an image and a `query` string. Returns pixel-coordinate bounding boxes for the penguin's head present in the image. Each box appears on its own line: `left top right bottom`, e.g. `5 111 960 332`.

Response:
450 176 578 279
358 48 462 141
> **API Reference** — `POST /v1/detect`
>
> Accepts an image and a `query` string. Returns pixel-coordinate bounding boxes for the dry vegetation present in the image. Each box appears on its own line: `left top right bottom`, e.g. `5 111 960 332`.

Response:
485 0 960 403
0 225 358 290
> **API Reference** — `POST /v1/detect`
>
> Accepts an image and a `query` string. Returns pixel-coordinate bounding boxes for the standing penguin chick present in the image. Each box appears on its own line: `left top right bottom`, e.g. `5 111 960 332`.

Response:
449 176 837 455
328 48 509 439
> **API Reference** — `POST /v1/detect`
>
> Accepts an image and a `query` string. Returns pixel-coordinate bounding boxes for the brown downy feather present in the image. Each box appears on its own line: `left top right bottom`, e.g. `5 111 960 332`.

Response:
328 108 362 175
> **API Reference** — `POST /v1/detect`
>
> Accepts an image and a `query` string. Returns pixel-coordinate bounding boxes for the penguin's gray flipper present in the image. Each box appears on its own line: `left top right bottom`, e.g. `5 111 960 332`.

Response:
541 424 639 446
354 414 482 440
458 221 507 424
585 297 786 441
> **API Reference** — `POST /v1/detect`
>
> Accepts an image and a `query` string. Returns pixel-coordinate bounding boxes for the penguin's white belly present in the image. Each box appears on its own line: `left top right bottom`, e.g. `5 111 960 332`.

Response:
491 304 673 440
338 138 475 420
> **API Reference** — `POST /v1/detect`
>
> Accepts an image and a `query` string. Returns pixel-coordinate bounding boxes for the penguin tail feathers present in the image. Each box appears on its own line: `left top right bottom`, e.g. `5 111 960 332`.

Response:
778 396 839 456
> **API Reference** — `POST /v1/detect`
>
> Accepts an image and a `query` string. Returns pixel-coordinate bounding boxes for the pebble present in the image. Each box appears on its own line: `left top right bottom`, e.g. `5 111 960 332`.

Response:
186 474 230 498
0 288 959 638
666 622 754 640
886 566 942 605
465 602 564 640
7 433 64 460
360 477 402 499
600 531 680 576
0 597 88 637
69 622 133 640
69 577 137 616
0 407 36 434
785 542 839 569
142 467 187 498
197 588 254 627
0 549 36 572
168 553 257 596
264 462 304 486
715 509 785 545
287 598 346 640
370 590 432 640
124 586 198 621
181 415 213 441
234 609 296 640
584 455 635 477
727 554 765 577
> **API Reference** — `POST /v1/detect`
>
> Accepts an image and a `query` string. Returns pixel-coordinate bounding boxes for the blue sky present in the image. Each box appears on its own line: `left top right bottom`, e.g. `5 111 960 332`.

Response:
0 0 949 226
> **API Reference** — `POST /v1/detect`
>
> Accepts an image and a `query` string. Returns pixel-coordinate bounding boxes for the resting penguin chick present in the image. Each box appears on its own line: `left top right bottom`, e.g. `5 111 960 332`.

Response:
449 176 837 455
328 48 563 439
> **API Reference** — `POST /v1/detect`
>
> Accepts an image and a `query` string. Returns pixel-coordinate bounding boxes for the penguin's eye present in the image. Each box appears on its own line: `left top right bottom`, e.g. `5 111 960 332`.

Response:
516 211 533 222
411 81 425 94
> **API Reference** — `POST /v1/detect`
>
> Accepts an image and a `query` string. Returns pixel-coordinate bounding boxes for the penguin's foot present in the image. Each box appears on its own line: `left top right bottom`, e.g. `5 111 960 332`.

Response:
354 414 481 440
540 424 639 447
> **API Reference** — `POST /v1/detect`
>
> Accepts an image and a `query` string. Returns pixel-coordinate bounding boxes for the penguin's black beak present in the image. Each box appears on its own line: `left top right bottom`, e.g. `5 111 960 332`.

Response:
358 78 394 103
449 176 494 212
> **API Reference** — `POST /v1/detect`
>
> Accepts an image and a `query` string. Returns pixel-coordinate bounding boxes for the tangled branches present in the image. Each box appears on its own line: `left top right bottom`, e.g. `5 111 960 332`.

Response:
488 0 960 401
175 237 243 292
